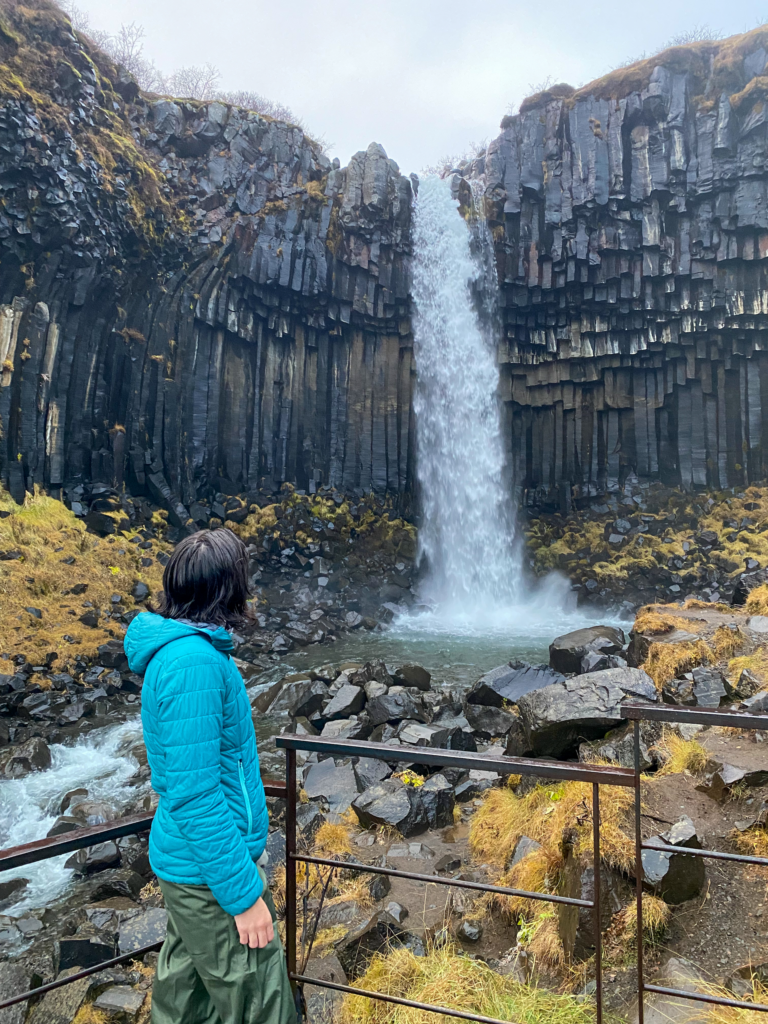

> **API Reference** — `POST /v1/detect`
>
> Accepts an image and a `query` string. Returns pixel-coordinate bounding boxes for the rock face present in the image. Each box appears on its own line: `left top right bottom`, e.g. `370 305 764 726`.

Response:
3 10 768 508
475 27 768 504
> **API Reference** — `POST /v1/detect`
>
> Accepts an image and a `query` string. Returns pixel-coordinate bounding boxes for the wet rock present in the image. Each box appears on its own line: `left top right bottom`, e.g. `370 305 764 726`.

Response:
0 962 34 1024
0 877 28 908
323 684 365 720
2 737 51 776
467 663 565 708
97 640 129 671
47 816 81 838
397 721 450 747
353 757 392 790
393 665 431 691
364 680 388 701
516 666 656 757
549 625 625 675
70 800 117 826
269 678 328 717
320 715 372 741
118 907 167 954
26 972 91 1024
94 986 145 1016
304 759 360 814
352 779 426 836
89 869 144 902
366 692 426 727
349 662 393 688
65 841 121 875
464 705 520 739
335 913 404 981
418 774 455 829
641 816 706 904
57 935 118 972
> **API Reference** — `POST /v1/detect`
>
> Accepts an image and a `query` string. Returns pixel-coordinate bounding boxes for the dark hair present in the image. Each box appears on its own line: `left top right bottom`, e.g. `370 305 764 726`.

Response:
155 528 252 627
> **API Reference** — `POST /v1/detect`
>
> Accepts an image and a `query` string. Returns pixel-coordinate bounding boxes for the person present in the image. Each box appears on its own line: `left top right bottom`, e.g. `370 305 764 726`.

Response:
124 528 297 1024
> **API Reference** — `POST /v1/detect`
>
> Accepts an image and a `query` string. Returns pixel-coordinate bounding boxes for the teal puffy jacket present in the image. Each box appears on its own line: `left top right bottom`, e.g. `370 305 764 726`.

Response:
124 612 269 916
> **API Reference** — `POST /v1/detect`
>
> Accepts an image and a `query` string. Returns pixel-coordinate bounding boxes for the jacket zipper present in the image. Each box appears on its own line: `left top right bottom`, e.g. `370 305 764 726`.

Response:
238 759 253 834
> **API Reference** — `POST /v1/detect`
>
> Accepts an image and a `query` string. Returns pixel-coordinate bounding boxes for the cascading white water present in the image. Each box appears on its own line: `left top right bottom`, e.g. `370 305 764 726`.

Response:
0 719 148 919
411 177 521 616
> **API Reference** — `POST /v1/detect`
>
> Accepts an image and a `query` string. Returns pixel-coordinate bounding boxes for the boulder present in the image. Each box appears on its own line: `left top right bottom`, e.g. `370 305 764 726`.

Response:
364 680 388 701
457 919 482 942
641 816 706 904
549 625 625 675
2 737 51 777
0 877 28 908
695 762 768 801
578 720 662 770
303 759 360 813
269 679 328 717
296 803 325 840
393 665 431 691
386 842 435 860
464 705 520 739
335 913 403 981
516 666 656 757
117 907 167 954
25 973 91 1024
65 841 121 875
94 986 145 1016
353 757 391 790
418 774 455 829
397 722 450 748
348 662 393 688
352 779 426 836
691 666 728 707
320 715 372 741
384 901 408 924
323 684 365 720
367 692 426 727
0 962 34 1024
57 935 118 972
508 836 542 869
467 662 565 708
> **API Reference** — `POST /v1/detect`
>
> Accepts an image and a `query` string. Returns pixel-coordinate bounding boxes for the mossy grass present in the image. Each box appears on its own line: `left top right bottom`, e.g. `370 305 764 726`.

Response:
633 608 704 636
655 730 709 776
340 942 611 1024
0 486 167 669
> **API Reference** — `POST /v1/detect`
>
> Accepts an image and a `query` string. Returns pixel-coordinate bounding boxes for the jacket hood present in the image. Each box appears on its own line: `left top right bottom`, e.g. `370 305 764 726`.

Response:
124 612 233 674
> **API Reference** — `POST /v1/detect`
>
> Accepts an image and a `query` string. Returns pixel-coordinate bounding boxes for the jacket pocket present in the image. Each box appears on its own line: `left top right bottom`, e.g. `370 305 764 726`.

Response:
238 759 253 834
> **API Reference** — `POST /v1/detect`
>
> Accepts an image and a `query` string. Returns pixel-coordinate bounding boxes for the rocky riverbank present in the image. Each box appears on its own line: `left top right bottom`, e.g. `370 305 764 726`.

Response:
3 586 768 1023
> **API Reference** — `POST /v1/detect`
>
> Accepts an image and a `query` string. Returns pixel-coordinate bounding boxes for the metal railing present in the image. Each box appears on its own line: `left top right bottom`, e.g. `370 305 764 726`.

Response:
276 733 636 1024
1 705 768 1022
0 777 286 1013
623 702 768 1022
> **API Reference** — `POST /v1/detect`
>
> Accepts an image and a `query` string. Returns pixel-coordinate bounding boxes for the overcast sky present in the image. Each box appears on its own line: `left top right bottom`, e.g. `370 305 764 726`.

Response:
79 0 766 174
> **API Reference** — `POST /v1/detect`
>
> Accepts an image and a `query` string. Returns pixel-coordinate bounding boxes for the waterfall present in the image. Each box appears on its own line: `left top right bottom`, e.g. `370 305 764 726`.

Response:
411 177 521 617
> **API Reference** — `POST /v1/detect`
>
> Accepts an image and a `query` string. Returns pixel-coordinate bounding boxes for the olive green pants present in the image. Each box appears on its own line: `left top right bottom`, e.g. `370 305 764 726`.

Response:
153 873 298 1024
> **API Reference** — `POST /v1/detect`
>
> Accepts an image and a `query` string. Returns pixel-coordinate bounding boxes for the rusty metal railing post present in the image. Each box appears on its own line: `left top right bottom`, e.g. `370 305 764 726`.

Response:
633 719 644 1024
284 746 301 1018
592 782 602 1024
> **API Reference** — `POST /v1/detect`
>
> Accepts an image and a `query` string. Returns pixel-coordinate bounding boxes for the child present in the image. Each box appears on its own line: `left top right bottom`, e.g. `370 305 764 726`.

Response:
125 528 296 1024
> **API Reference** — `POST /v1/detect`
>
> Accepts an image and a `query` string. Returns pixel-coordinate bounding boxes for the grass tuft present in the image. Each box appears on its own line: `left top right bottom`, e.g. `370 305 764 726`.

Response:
643 639 711 689
340 944 604 1023
633 609 703 636
614 894 671 944
655 730 710 776
314 822 353 857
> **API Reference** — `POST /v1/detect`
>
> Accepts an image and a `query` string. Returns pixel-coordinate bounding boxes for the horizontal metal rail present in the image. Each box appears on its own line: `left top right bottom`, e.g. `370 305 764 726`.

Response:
290 973 524 1024
623 700 768 730
276 734 635 787
0 777 285 874
0 940 164 1011
643 984 768 1013
642 839 768 867
294 853 594 908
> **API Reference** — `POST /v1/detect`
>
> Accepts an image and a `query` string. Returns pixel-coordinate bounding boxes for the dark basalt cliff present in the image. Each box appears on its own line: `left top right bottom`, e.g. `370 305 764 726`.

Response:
0 0 413 518
476 29 768 506
2 0 768 519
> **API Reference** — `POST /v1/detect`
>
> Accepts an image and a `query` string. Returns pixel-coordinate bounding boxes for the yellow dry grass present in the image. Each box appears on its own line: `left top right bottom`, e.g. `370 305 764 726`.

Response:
72 1007 109 1024
701 981 768 1023
729 650 768 687
633 609 703 636
643 639 711 689
684 598 732 612
0 487 168 668
339 944 604 1024
312 924 349 957
314 822 353 857
655 731 710 776
469 782 634 876
711 625 747 661
746 585 768 616
614 894 671 944
731 826 768 860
